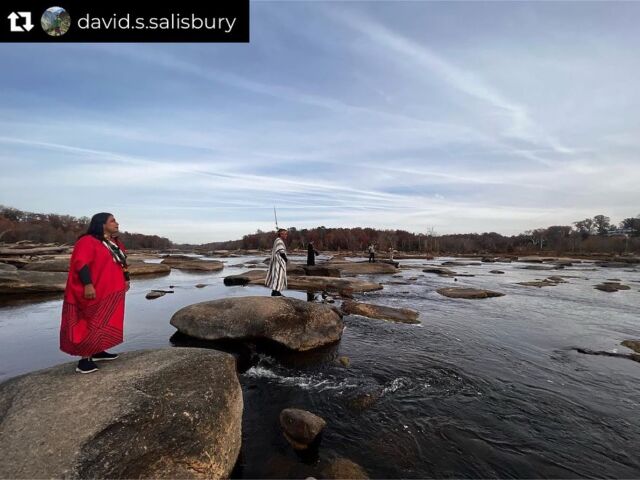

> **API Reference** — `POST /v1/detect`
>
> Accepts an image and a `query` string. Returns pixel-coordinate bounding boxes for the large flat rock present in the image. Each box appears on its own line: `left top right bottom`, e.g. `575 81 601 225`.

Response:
127 262 172 277
22 259 71 272
288 275 383 294
0 348 242 479
326 261 398 275
436 287 505 299
170 296 344 351
161 258 224 272
0 270 67 294
223 271 383 293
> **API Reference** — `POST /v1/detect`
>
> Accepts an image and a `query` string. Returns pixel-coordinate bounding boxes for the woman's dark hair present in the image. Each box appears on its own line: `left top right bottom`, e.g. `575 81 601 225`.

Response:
82 212 113 240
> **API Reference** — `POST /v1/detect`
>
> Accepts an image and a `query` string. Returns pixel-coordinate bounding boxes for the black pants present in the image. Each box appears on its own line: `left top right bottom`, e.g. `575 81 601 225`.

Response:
368 253 375 263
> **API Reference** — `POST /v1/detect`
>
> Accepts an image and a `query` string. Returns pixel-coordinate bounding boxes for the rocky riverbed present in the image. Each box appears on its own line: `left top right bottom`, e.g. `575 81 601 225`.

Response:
1 252 639 478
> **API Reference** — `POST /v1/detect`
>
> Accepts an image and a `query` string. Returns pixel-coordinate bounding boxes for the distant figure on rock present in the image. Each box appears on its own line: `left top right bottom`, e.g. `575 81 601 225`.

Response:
307 241 319 266
266 228 288 296
59 213 130 374
368 244 376 263
388 247 395 261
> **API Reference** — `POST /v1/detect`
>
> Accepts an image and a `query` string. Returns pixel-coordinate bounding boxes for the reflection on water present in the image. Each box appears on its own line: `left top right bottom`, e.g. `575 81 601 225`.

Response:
1 256 639 478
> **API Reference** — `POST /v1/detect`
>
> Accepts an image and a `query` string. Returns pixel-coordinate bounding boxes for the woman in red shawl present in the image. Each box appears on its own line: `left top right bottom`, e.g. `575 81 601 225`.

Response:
60 212 130 373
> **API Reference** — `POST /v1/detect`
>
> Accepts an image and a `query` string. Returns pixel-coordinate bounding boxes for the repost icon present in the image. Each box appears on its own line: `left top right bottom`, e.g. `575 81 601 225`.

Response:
7 12 33 32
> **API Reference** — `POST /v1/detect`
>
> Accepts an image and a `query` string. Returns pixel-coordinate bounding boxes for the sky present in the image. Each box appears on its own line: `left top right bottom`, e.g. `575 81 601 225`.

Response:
1 1 639 243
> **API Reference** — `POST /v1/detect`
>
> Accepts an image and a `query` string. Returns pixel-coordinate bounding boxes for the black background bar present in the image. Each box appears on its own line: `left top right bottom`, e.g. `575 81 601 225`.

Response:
1 0 249 42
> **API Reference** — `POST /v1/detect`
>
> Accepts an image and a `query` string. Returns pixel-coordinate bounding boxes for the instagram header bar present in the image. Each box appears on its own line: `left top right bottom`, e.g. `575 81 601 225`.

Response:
1 0 249 42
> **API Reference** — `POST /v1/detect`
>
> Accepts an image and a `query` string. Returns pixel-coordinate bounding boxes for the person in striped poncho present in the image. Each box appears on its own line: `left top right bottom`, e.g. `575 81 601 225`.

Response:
265 228 288 296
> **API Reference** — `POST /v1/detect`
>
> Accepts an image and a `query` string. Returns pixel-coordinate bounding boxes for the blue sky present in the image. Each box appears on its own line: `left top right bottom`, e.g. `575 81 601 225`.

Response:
1 1 639 243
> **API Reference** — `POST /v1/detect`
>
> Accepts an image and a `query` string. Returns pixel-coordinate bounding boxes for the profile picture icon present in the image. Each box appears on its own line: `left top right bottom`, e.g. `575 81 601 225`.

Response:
41 7 71 37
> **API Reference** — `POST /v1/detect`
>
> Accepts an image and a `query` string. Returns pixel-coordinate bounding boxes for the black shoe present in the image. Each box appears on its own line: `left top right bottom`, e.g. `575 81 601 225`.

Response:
76 358 99 374
271 290 283 296
92 351 119 361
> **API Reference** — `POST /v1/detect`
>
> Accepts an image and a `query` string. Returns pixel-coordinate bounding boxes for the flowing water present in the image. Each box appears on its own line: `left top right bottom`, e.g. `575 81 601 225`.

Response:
1 256 639 478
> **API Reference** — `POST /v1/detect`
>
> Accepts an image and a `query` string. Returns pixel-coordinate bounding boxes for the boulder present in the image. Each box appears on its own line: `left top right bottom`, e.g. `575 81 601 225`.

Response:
422 267 456 277
595 282 631 292
279 408 326 450
161 258 224 272
22 259 70 272
0 271 67 294
0 348 242 479
170 296 344 351
322 458 368 479
127 263 171 277
341 300 420 324
145 291 166 299
436 287 505 299
489 270 504 274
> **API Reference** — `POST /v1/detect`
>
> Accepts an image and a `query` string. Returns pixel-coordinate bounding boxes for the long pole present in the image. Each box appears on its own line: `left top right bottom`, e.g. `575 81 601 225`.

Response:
274 206 279 229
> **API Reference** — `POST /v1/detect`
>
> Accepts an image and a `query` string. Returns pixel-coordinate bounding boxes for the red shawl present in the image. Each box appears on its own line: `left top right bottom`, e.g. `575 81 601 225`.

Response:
59 235 127 356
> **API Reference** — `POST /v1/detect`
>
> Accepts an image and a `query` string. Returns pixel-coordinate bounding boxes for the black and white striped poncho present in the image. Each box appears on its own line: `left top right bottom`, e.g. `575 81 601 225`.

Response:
265 237 287 292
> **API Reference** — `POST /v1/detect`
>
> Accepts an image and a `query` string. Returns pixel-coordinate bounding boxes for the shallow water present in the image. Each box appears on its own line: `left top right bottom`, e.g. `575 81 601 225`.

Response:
1 256 639 478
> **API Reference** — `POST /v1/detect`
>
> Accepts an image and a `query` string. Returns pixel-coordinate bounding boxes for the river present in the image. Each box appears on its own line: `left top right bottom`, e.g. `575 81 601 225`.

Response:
1 256 639 478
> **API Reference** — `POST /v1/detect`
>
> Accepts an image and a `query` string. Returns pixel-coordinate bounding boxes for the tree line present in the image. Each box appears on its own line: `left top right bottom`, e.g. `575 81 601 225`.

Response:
2 205 638 254
0 206 173 250
203 214 640 255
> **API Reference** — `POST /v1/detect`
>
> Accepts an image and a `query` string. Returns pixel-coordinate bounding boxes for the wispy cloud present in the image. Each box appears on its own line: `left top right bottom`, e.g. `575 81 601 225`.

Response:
1 2 639 242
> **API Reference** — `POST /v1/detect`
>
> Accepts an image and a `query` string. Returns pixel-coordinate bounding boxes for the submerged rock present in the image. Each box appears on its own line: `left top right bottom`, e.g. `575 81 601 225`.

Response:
341 300 420 324
441 261 481 267
279 408 326 450
436 287 505 299
575 347 640 364
170 296 344 351
518 277 567 288
518 265 557 271
322 458 368 479
0 348 243 479
489 270 505 274
622 340 640 353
